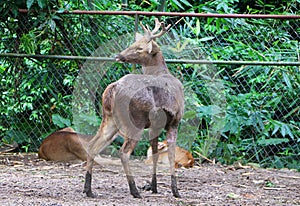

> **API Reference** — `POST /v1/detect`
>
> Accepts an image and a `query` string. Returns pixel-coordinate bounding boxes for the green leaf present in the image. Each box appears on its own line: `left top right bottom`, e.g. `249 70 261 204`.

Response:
179 0 193 7
195 19 200 36
52 15 61 20
56 8 66 13
37 0 46 9
183 110 197 119
198 105 223 116
11 6 19 17
282 72 292 89
78 113 100 127
48 19 56 32
281 124 294 139
207 18 214 25
223 119 239 134
284 106 300 119
216 18 221 30
170 0 184 10
250 112 265 132
20 32 37 54
27 0 35 9
199 36 215 42
0 65 5 73
271 122 280 136
52 114 71 128
257 138 289 146
6 130 28 144
227 193 240 199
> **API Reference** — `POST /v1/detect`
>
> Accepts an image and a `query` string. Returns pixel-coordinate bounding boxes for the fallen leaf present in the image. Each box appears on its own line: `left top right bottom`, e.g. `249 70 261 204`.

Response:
227 193 240 199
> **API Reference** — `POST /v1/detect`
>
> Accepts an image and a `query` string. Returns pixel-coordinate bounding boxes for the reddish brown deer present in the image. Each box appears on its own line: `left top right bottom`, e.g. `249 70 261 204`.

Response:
84 18 184 198
145 140 194 169
38 127 93 162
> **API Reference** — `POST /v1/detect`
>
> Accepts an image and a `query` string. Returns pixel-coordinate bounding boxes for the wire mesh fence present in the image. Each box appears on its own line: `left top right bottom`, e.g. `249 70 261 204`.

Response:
1 11 299 170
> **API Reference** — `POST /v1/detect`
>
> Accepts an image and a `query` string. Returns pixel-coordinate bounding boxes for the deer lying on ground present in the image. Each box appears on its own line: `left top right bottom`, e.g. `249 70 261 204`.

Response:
39 128 192 169
38 127 92 162
84 18 184 198
145 140 194 168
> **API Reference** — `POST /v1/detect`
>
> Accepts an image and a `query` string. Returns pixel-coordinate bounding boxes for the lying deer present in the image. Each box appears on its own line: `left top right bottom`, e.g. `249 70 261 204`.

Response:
38 127 92 162
39 128 193 169
84 18 184 198
145 140 194 168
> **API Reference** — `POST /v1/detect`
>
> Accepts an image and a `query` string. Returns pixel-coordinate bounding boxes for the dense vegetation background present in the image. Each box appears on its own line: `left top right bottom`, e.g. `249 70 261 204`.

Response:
1 0 299 170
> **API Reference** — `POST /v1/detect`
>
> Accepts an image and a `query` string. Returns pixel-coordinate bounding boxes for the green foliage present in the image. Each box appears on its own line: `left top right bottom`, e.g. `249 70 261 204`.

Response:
0 0 134 152
0 0 299 170
52 114 71 128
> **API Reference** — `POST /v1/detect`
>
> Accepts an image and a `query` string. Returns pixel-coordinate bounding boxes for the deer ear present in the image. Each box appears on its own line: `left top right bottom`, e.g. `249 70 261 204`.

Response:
146 40 153 54
135 33 143 41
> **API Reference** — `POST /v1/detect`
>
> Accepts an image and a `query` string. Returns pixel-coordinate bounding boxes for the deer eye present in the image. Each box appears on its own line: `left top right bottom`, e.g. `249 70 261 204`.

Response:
137 47 143 51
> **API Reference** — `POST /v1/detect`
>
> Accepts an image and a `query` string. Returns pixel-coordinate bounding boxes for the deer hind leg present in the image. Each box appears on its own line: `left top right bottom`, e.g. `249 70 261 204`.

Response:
167 126 181 198
119 137 141 198
83 117 118 198
148 108 167 194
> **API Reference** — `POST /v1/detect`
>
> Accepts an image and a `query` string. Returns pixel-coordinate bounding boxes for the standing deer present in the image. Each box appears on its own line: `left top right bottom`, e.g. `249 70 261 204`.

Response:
83 18 184 198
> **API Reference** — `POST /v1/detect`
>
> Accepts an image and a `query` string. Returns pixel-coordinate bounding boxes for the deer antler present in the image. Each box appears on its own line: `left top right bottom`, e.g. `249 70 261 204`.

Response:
141 18 171 41
151 18 162 34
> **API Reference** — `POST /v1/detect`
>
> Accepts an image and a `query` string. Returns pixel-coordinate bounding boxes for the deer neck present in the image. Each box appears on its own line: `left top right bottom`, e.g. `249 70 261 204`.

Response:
142 51 170 75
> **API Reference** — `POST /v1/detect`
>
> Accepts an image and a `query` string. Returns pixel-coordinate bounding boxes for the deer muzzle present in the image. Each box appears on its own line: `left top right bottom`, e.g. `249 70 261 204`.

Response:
115 54 126 63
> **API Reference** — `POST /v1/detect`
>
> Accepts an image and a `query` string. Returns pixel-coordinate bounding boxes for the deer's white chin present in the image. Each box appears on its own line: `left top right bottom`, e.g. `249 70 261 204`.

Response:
115 57 121 62
115 55 125 63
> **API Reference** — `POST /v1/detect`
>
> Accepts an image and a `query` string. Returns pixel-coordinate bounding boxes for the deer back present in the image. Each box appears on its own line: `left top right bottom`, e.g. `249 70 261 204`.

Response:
107 74 184 138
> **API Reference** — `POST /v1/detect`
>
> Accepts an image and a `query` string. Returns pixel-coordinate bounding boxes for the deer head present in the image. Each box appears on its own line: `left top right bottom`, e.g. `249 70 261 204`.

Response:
115 18 171 66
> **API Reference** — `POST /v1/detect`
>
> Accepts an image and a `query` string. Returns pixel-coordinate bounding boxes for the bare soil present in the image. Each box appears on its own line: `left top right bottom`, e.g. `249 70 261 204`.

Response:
0 153 299 206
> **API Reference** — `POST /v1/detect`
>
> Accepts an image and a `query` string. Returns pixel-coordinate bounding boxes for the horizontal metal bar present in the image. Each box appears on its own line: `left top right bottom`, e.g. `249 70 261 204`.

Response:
0 53 114 61
18 9 300 19
168 59 300 66
1 53 300 66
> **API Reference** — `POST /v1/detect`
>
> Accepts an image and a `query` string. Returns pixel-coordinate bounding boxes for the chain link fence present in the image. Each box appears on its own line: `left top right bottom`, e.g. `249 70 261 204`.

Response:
1 11 299 170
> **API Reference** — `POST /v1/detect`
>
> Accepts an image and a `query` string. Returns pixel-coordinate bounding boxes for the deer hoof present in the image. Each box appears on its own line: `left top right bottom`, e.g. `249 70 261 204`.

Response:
172 190 181 198
130 187 142 198
132 192 142 198
151 186 158 194
86 191 97 198
83 188 96 198
128 180 142 198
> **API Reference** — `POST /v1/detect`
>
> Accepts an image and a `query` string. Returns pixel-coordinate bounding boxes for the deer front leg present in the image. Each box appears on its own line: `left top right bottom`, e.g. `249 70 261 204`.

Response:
149 136 159 194
83 117 118 198
119 138 141 198
167 127 181 198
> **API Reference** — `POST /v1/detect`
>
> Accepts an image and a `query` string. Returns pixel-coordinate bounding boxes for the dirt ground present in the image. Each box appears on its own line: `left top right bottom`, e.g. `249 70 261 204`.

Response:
0 153 299 206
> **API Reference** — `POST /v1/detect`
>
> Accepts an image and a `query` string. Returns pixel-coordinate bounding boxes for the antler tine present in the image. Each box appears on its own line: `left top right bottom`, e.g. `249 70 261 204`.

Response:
140 22 149 33
150 22 171 40
151 18 162 34
140 22 151 40
140 18 170 41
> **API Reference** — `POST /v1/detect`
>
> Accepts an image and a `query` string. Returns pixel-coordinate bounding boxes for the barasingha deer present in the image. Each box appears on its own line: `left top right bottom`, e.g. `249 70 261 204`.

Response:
83 18 184 198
